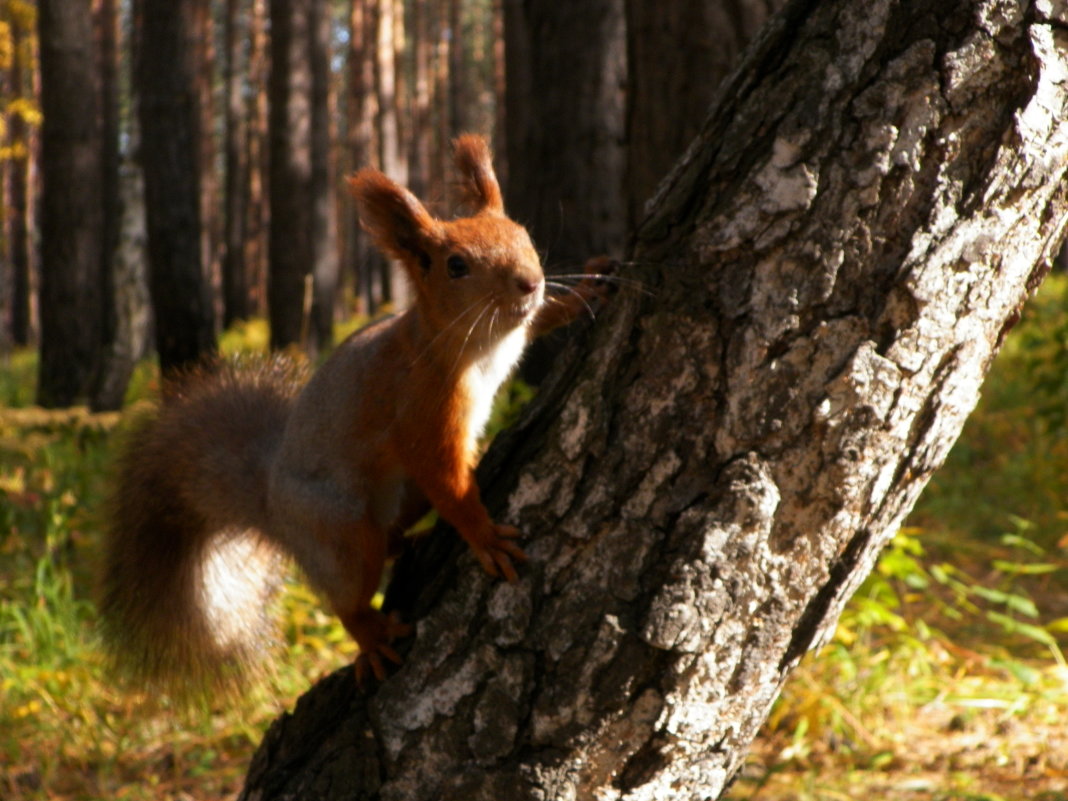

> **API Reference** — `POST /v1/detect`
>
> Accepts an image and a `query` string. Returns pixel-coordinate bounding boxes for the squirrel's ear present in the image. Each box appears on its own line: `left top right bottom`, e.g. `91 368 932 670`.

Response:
348 169 438 273
452 134 504 215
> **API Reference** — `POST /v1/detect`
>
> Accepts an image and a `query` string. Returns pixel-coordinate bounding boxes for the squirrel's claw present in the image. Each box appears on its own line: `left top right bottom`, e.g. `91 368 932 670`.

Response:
347 609 412 686
471 523 527 583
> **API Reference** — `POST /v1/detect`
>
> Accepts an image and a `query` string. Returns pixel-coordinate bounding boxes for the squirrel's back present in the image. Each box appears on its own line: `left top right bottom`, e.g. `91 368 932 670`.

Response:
99 356 306 699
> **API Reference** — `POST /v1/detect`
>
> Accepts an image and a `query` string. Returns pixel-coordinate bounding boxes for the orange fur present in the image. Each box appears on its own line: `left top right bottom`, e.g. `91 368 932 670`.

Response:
100 135 606 695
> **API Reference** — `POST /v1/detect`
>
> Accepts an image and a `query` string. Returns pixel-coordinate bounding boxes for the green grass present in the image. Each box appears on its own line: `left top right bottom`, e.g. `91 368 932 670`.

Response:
5 276 1068 800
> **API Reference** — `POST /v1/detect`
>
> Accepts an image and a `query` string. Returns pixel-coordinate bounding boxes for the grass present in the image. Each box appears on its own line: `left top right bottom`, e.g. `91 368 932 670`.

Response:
4 278 1068 799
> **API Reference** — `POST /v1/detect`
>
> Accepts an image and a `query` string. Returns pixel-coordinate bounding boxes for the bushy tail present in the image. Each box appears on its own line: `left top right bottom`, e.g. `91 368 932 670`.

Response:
99 357 305 701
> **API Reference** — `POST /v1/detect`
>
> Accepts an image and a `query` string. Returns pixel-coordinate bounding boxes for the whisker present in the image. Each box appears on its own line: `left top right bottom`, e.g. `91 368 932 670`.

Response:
545 280 597 322
546 272 656 297
449 298 495 380
411 295 490 366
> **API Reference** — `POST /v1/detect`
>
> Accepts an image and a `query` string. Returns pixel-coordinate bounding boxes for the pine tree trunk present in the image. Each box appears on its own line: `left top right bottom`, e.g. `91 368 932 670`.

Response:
240 1 1068 798
6 7 35 347
135 0 216 374
503 0 626 270
346 0 383 316
36 0 105 406
309 0 339 352
503 0 626 384
245 0 269 317
89 0 132 411
268 0 336 352
193 0 220 326
624 0 788 230
222 0 251 326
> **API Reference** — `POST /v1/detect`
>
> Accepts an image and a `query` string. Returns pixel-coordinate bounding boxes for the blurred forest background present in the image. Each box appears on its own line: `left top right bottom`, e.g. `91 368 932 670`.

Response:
0 0 782 409
2 0 1068 799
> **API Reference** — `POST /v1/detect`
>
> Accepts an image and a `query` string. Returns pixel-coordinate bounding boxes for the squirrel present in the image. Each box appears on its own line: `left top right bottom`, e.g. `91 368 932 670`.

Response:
99 134 610 697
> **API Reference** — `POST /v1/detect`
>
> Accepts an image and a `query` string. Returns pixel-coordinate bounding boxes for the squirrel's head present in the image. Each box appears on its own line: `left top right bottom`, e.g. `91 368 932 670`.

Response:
348 135 544 341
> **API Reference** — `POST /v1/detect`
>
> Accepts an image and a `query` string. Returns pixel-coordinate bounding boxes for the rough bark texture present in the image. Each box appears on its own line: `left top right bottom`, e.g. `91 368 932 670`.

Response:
241 0 1068 798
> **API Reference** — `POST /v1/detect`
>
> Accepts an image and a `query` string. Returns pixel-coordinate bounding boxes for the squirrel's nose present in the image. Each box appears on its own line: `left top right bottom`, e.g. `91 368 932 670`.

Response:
515 275 541 295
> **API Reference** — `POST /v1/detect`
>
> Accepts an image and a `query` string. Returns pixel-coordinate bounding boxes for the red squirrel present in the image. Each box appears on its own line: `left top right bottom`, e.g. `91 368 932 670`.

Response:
99 135 608 695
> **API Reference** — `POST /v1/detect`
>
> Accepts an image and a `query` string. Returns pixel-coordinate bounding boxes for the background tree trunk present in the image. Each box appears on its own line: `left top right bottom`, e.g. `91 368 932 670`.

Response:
623 0 788 230
267 0 309 349
239 0 1068 798
6 3 36 348
309 0 339 352
346 0 384 316
36 0 105 406
245 0 269 318
88 0 132 411
503 0 626 269
222 0 251 326
193 0 220 327
135 0 216 374
503 0 626 383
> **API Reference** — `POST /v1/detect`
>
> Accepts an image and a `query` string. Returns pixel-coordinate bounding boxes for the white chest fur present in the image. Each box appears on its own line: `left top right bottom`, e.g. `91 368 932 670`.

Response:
462 325 529 449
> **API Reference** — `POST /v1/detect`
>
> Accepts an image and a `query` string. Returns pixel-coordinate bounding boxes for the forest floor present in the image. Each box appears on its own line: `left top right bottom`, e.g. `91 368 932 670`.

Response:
5 277 1068 800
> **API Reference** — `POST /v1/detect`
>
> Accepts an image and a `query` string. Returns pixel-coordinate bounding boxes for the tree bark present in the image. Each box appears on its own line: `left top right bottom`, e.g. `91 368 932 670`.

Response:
192 0 220 327
503 0 626 269
6 4 36 348
309 0 339 352
36 0 105 406
136 0 216 374
241 0 1068 798
268 0 336 353
222 0 251 326
503 0 626 384
346 0 384 316
245 0 269 317
89 0 132 411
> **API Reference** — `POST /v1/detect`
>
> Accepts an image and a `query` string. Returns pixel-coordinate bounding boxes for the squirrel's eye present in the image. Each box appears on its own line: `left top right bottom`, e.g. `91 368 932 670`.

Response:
446 255 470 279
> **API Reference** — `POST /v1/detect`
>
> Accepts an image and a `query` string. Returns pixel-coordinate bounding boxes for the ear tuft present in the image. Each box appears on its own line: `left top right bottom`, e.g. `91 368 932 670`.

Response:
453 134 504 215
347 169 437 270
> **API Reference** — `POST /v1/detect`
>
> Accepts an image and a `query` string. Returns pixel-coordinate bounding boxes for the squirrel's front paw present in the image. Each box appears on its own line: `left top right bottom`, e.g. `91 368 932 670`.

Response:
579 255 620 304
347 609 413 685
470 523 527 583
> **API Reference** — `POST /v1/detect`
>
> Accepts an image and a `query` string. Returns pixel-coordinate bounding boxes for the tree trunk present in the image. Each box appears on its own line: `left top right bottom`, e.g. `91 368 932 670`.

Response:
372 0 406 310
6 5 36 348
408 0 431 200
624 0 788 230
503 0 626 269
447 0 465 135
193 0 220 328
346 0 383 316
267 0 333 354
503 0 626 384
222 0 251 326
36 0 105 406
136 0 216 374
309 0 339 352
246 0 269 317
240 0 1068 798
88 0 132 411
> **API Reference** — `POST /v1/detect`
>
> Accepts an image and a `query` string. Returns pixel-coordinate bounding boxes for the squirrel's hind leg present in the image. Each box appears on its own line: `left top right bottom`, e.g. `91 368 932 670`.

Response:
321 517 413 684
